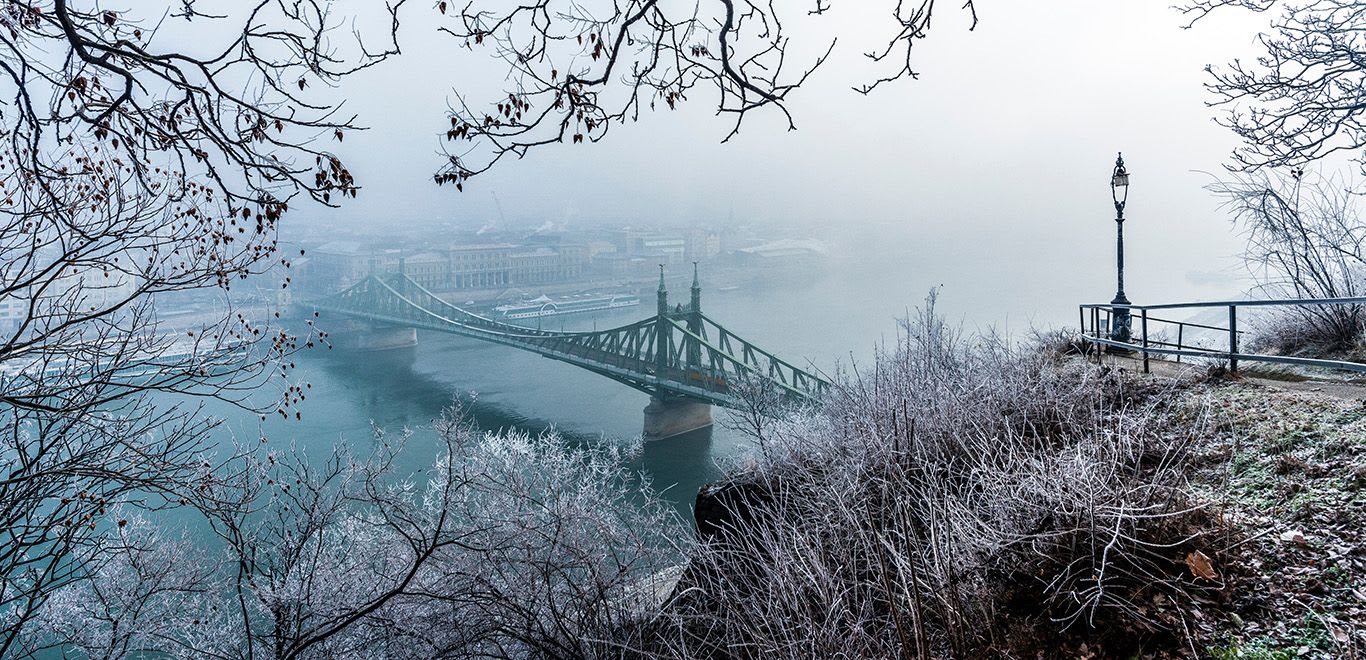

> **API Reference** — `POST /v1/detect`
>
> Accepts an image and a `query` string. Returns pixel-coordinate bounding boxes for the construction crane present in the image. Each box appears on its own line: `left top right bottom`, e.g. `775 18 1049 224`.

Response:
491 190 507 228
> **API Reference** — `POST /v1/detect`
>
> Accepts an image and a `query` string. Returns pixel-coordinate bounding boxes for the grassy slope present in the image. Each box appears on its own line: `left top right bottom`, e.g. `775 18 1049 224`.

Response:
1178 379 1366 658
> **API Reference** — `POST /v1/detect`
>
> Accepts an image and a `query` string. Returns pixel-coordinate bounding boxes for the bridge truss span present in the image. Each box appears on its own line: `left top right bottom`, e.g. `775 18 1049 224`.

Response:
310 271 830 409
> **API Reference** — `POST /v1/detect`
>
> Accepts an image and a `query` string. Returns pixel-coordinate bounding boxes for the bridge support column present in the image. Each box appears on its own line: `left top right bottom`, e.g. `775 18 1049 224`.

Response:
643 396 713 441
352 326 417 351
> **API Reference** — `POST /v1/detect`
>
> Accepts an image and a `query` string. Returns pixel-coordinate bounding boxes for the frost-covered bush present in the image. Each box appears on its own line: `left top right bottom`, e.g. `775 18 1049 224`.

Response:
658 294 1213 658
24 408 682 659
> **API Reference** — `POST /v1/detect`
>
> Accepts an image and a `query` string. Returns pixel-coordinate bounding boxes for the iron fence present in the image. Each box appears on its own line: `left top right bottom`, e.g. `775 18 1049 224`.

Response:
1078 297 1366 374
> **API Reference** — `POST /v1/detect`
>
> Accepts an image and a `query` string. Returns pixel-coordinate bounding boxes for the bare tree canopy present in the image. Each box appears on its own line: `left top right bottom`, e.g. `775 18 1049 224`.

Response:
434 0 978 191
1210 169 1366 356
0 1 403 649
1184 0 1366 176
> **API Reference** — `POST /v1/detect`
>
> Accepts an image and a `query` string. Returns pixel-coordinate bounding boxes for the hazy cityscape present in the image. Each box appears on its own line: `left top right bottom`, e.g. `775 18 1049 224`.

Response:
288 222 825 300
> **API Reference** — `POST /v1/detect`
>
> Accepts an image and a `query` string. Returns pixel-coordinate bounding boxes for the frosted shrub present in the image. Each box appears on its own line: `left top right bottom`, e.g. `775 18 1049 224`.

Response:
660 293 1212 658
25 408 682 659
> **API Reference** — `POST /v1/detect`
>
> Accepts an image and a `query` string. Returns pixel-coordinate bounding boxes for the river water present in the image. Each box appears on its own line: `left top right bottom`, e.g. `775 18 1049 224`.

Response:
206 245 1095 517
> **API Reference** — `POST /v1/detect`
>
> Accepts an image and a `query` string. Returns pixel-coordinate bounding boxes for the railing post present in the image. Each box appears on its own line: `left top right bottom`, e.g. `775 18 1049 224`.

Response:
1091 307 1101 361
1140 308 1149 374
1228 304 1239 374
1176 323 1184 364
1098 310 1109 360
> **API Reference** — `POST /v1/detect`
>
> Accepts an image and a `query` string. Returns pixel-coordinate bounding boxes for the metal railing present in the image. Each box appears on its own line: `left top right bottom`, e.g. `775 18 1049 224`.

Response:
1078 297 1366 375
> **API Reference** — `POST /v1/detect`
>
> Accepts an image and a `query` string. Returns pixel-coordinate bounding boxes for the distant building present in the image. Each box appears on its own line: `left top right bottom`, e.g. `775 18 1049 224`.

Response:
638 233 686 265
508 247 555 286
556 243 589 275
403 251 450 291
591 252 654 278
310 241 394 289
0 297 26 335
686 227 721 261
305 228 668 296
449 244 514 289
734 238 829 268
609 228 687 265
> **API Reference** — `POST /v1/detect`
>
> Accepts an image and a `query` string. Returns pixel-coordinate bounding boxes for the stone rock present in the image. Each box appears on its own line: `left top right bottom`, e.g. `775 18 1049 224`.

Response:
693 476 773 543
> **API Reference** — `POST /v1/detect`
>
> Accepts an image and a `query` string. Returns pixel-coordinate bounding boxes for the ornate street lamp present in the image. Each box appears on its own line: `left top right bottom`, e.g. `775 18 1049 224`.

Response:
1109 152 1132 342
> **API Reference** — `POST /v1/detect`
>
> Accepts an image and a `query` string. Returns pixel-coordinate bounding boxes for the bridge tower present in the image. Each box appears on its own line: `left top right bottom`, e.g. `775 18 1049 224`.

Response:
655 265 669 375
687 262 702 367
644 265 713 440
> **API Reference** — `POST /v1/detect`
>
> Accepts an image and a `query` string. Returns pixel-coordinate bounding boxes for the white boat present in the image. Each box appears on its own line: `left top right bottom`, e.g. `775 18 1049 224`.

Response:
493 293 641 320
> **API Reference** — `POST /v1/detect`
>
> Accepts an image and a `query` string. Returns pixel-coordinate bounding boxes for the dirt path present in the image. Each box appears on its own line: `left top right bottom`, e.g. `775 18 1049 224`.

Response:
1094 351 1366 401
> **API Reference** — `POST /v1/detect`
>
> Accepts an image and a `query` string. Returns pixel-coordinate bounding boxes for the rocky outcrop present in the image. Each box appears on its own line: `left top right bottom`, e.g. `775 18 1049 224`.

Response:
692 474 774 543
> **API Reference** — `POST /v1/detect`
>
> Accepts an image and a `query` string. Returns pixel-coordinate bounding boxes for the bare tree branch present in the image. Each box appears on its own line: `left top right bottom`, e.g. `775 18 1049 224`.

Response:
433 0 977 191
1184 0 1366 176
0 1 405 649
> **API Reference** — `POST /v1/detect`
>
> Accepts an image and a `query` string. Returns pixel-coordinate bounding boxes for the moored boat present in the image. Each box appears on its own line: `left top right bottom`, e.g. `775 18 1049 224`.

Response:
493 293 641 319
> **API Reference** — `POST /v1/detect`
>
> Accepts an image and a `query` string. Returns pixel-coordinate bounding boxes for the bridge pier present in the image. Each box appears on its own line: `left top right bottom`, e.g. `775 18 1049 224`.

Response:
350 325 417 351
643 396 713 441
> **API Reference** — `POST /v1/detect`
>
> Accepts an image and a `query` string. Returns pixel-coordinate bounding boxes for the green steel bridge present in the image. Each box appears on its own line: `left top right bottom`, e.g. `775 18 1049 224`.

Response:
310 266 830 414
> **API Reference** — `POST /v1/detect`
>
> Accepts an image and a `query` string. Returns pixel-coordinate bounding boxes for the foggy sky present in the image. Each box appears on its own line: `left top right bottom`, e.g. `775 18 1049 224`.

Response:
290 2 1286 328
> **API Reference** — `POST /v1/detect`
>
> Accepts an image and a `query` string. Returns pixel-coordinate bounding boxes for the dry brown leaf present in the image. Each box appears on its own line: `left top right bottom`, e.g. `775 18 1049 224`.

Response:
1186 550 1218 581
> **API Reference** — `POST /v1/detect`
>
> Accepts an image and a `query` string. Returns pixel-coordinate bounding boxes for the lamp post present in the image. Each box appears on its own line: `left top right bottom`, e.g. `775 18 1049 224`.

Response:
1109 152 1132 342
